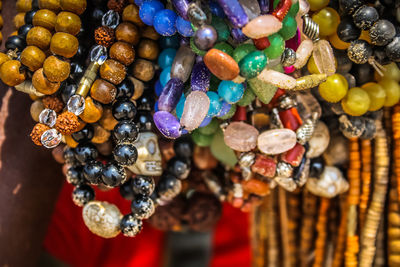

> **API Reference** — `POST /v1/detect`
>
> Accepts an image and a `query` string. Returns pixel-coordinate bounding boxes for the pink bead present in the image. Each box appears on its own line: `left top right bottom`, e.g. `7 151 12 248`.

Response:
224 121 259 152
180 91 210 131
284 65 295 74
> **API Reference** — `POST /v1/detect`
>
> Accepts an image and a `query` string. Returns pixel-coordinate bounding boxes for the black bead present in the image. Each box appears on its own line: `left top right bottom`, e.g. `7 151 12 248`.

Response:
113 143 138 166
337 17 361 42
132 176 155 196
63 147 76 164
374 46 391 65
136 94 154 111
72 124 94 143
309 158 325 178
136 111 153 130
173 137 194 158
66 166 84 185
335 50 353 74
18 24 33 37
360 117 377 140
347 40 373 64
167 157 191 180
72 184 95 207
339 0 363 15
116 79 135 99
113 120 139 142
83 161 103 185
72 44 87 62
157 173 181 200
112 99 137 121
70 62 85 82
120 179 135 200
101 162 126 187
369 19 396 46
5 35 26 51
131 194 155 219
24 10 37 25
120 213 143 237
386 36 400 62
31 0 39 9
352 6 379 30
60 81 77 104
75 143 98 163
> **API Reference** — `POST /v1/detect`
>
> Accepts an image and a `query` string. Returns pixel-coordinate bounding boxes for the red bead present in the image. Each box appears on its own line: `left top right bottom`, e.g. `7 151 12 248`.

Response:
253 37 270 50
281 143 305 167
272 0 292 21
267 88 286 109
232 106 247 121
251 154 277 178
279 107 303 131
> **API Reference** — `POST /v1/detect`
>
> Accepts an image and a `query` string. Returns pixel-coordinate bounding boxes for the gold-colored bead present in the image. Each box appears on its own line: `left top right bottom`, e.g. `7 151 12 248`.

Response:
33 9 57 31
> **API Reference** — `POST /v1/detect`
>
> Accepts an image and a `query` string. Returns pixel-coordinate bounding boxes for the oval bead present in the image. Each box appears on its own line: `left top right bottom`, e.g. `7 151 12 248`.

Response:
257 69 296 89
223 121 259 152
180 91 210 131
257 129 297 155
216 0 249 28
204 48 239 80
293 39 313 69
239 50 267 79
218 80 245 104
312 39 336 76
191 61 211 92
242 15 282 39
307 121 330 158
158 78 184 112
154 111 182 139
170 45 195 82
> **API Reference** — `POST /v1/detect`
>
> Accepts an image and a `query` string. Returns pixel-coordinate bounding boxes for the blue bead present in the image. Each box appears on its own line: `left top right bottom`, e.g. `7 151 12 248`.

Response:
134 0 147 6
199 116 212 127
175 94 185 119
209 1 225 18
160 66 172 87
153 9 178 36
217 101 231 117
139 0 164 26
206 91 222 117
160 35 180 49
154 101 159 112
155 80 163 96
158 48 177 69
217 81 245 104
175 16 194 37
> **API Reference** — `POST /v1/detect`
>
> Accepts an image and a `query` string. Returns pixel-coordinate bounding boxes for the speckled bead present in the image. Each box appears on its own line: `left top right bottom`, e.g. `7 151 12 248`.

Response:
50 32 79 58
32 68 60 95
33 9 57 31
55 11 81 35
20 46 46 71
100 59 126 85
43 55 70 82
109 41 135 66
90 79 117 104
26 26 52 50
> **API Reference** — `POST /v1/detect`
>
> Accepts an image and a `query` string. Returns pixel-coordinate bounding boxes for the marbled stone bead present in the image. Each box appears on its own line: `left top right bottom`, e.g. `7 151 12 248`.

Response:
158 78 184 112
132 59 155 82
180 91 210 131
223 121 259 152
239 50 267 79
171 45 195 82
257 129 297 155
312 39 336 76
109 42 135 66
154 111 182 139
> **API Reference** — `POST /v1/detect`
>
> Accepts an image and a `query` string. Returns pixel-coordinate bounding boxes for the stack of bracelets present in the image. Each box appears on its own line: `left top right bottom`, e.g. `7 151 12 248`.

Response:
3 0 400 265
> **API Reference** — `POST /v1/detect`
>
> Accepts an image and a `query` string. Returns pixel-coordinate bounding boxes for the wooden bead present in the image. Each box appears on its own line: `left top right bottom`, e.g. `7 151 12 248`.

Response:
55 11 81 35
99 108 118 130
90 79 117 104
14 13 25 30
132 59 154 82
26 26 52 50
115 22 140 45
79 97 103 123
43 55 70 82
50 32 79 58
20 46 46 71
39 0 61 12
0 52 10 67
137 39 159 60
141 26 160 40
60 0 87 15
32 68 60 95
109 41 135 66
16 0 32 12
33 9 57 31
122 4 144 27
99 59 126 85
0 60 26 86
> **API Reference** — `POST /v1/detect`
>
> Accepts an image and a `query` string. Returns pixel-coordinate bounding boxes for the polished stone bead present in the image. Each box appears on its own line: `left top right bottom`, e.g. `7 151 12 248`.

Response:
251 154 276 178
113 143 138 166
72 185 95 207
217 80 245 104
131 194 155 219
224 121 259 152
210 128 238 167
132 176 155 196
194 25 218 50
120 214 142 237
204 49 239 81
102 162 127 187
158 78 184 112
239 50 267 79
191 61 210 92
154 111 181 139
257 128 297 155
83 161 103 185
306 166 349 198
239 0 261 20
216 0 248 27
242 15 282 39
171 45 195 82
257 68 296 89
281 143 305 167
180 91 210 131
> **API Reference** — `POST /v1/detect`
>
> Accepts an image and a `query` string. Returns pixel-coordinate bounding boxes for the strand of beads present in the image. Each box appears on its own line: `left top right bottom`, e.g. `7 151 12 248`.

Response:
359 139 371 230
393 104 400 204
388 177 400 266
299 190 318 267
313 197 330 267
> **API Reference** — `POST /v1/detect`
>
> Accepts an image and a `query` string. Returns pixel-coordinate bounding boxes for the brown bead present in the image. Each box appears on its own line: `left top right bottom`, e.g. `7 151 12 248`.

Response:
26 26 52 50
242 179 270 196
55 11 81 35
30 100 45 122
64 134 78 148
0 32 3 45
0 52 9 67
30 123 50 146
129 76 144 100
32 68 60 95
43 55 70 82
132 59 154 82
79 97 103 123
122 4 145 27
55 111 80 135
60 0 87 15
94 26 115 48
100 59 126 85
99 108 118 130
0 60 26 86
107 0 128 13
109 41 135 66
33 9 57 31
39 0 61 12
137 39 159 60
42 95 64 113
193 145 218 170
50 32 79 58
52 144 65 164
20 46 46 72
92 124 111 144
14 13 26 30
141 26 160 40
95 140 113 155
16 0 32 12
115 22 140 45
90 79 117 104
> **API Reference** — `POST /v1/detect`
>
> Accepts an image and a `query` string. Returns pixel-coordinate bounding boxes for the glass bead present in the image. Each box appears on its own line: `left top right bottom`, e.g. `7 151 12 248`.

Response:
312 7 340 37
113 143 138 166
192 129 213 147
312 39 336 76
139 0 164 26
153 9 178 36
160 66 172 87
341 87 370 116
336 17 361 43
167 157 191 179
218 80 245 104
174 136 194 158
39 109 57 127
72 124 94 143
120 214 142 237
75 143 98 163
239 0 261 20
72 185 95 207
180 91 210 131
214 42 233 56
329 31 350 50
90 45 108 65
369 19 396 46
206 91 222 117
67 94 85 115
378 78 400 107
102 162 127 187
112 99 137 121
131 194 155 219
83 161 103 185
263 33 284 59
318 73 348 103
175 16 194 37
278 15 297 41
158 48 177 70
194 25 218 51
157 173 182 202
160 35 180 49
102 10 120 29
217 102 236 119
308 0 329 11
361 82 386 111
176 94 185 119
41 129 62 148
132 176 155 196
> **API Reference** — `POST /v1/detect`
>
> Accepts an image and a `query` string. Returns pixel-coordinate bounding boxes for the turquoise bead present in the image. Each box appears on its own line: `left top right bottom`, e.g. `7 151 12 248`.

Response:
175 94 185 119
211 16 230 42
160 66 172 87
239 50 268 79
158 48 177 69
218 81 245 104
237 87 256 106
278 15 297 41
206 91 222 117
233 43 257 63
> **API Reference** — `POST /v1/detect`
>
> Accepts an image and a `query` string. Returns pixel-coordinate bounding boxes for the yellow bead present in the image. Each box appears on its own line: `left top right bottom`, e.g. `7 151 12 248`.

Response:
308 54 337 74
312 8 340 37
361 82 386 111
318 73 348 102
376 62 400 82
329 31 350 50
308 0 329 11
341 87 370 116
378 78 400 107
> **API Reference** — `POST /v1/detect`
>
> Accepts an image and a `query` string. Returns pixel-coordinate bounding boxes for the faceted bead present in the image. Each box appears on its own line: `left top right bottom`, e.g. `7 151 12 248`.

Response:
180 91 210 131
171 45 195 82
216 0 249 28
279 108 303 131
90 45 108 65
158 78 184 112
251 154 277 178
191 61 211 92
307 121 330 158
102 10 120 29
312 39 336 76
239 50 267 79
203 49 239 81
210 128 238 167
257 128 297 155
218 80 245 104
67 94 85 115
239 0 261 20
247 76 277 104
153 111 181 139
223 121 259 152
242 15 282 39
41 129 62 148
257 69 296 89
281 143 305 167
120 213 142 237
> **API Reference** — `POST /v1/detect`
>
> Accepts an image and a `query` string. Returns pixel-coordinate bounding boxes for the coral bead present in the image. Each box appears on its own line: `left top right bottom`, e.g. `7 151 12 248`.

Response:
341 87 370 116
318 73 348 103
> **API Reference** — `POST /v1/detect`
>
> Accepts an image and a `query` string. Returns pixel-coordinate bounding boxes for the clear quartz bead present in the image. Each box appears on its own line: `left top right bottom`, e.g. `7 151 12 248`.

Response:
67 94 85 115
39 109 57 127
41 129 62 148
90 45 108 65
102 10 120 29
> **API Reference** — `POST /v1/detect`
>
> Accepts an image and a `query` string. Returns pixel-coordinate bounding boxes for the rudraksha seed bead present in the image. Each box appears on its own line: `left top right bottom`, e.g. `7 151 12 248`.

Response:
94 26 115 48
42 95 64 113
30 123 50 146
72 184 95 207
131 194 155 219
55 111 80 135
120 213 143 237
83 160 103 185
147 195 185 231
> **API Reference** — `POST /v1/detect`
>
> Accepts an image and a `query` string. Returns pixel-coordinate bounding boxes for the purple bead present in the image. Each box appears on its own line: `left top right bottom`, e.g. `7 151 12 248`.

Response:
172 0 190 20
199 116 212 127
285 28 301 51
191 61 211 92
154 111 182 139
217 101 231 117
194 25 218 50
158 78 184 112
209 1 226 18
231 28 248 43
216 0 248 28
258 0 270 14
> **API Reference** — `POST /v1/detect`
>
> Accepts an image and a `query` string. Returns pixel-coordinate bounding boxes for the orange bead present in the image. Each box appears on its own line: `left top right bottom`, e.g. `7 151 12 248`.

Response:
0 60 26 86
55 11 81 35
26 26 52 50
33 9 57 30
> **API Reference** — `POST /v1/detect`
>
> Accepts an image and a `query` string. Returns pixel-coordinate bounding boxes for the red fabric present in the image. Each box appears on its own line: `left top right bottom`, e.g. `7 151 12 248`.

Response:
44 182 251 267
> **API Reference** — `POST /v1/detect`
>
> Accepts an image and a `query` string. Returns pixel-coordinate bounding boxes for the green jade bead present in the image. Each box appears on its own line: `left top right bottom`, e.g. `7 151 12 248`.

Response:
237 87 256 106
198 118 219 135
233 44 257 63
210 128 238 167
279 15 297 40
239 50 268 79
214 42 234 56
264 33 285 59
211 16 230 42
192 129 213 147
288 2 299 17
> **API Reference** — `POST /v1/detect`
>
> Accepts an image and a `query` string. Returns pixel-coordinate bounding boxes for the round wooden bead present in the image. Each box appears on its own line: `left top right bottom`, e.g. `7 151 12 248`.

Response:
0 60 26 86
79 96 103 123
115 22 140 45
55 11 81 35
43 55 70 82
109 42 135 66
32 68 60 95
33 9 57 31
60 0 87 15
100 59 126 85
14 13 26 30
16 0 32 12
20 46 46 71
132 59 154 82
39 0 61 12
137 39 159 60
90 79 117 104
26 26 52 50
122 4 145 27
141 26 160 40
0 52 9 67
50 32 79 58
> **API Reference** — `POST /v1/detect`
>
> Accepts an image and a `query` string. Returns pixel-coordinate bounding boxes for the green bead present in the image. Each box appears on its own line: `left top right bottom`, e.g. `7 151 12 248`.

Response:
288 2 299 17
237 88 256 106
210 128 238 167
198 118 219 135
248 77 278 104
264 33 285 59
273 0 279 8
214 42 234 56
211 16 230 42
209 75 220 91
191 129 213 147
190 37 206 56
278 15 297 41
239 50 268 79
219 104 237 119
233 43 257 63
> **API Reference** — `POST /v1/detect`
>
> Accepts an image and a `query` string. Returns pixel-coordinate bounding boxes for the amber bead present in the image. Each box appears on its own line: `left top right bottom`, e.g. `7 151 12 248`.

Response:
99 108 118 130
100 59 126 85
14 13 25 30
33 9 57 31
115 22 140 45
39 0 61 12
50 32 79 58
108 0 128 13
109 41 135 66
141 26 159 40
43 56 70 82
42 95 64 113
122 4 144 27
32 68 60 95
132 59 154 82
92 124 111 144
16 0 32 12
55 11 81 35
0 60 26 86
0 52 10 67
30 123 50 146
137 39 159 61
20 46 46 72
90 79 117 104
79 97 103 123
26 26 52 50
60 0 87 15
